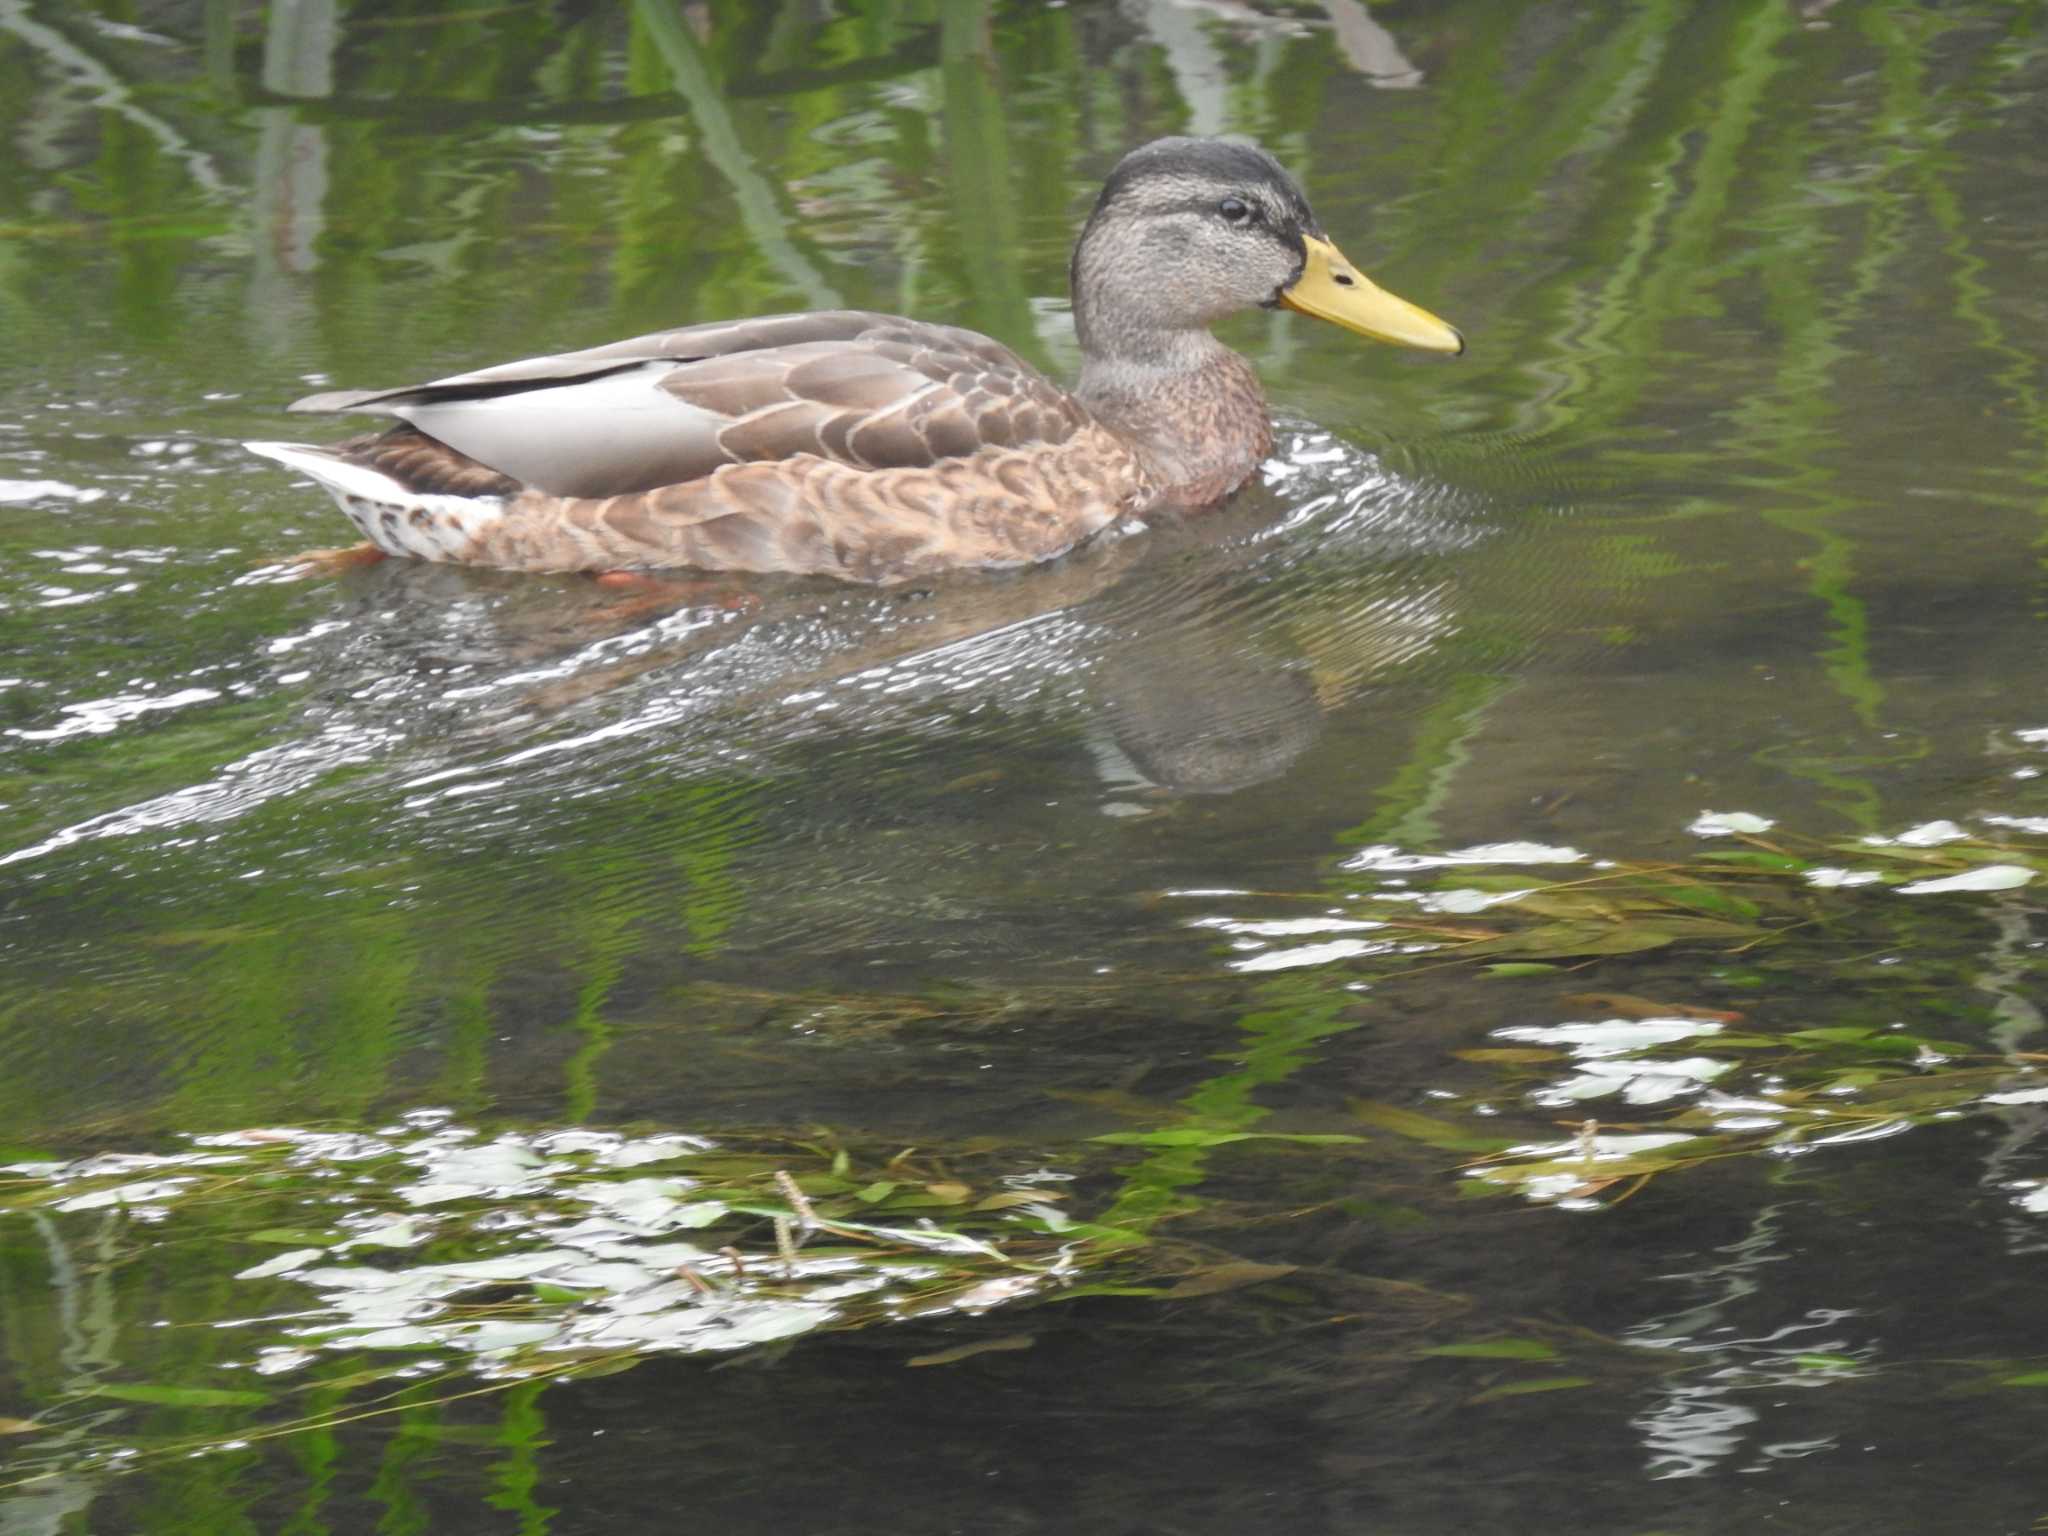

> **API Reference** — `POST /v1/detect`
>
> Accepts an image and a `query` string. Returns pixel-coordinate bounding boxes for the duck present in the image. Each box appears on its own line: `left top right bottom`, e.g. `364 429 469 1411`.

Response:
246 136 1461 584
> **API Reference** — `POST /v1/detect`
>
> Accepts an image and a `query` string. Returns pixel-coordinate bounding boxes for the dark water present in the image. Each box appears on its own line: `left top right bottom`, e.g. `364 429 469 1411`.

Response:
3 2 2048 1532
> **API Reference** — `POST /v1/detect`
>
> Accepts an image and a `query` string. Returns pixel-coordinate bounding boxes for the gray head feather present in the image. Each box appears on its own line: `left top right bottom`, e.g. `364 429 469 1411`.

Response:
1069 137 1322 369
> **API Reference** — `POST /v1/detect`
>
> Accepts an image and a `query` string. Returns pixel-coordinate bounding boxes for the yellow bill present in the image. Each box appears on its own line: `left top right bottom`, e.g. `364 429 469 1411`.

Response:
1280 235 1463 355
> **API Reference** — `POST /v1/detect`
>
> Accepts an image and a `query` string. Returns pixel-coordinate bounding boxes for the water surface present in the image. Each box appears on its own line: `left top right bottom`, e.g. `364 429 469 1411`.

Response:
3 3 2047 1532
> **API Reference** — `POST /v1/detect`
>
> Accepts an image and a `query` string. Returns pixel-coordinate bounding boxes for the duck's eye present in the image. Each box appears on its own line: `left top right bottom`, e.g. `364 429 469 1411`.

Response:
1217 196 1254 226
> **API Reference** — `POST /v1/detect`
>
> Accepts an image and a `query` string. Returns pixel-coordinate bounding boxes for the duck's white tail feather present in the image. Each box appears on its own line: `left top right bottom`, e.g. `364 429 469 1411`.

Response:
245 440 506 562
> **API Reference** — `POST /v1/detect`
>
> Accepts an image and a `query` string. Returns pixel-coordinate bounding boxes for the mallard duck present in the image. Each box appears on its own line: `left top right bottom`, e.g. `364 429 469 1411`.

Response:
247 137 1460 584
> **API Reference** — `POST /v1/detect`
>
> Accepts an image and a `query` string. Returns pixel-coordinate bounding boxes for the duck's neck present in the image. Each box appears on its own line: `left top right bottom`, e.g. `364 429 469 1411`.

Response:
1069 221 1274 506
1074 341 1273 506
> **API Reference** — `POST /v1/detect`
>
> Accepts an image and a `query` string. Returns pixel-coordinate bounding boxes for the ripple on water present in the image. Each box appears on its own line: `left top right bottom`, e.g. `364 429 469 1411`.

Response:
1 420 1505 992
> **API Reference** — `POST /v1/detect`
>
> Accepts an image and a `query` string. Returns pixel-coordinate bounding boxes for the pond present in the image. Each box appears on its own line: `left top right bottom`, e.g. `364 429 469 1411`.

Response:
3 1 2047 1531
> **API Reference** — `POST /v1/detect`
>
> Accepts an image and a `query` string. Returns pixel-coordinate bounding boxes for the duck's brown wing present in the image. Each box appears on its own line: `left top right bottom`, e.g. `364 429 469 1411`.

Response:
289 310 1091 502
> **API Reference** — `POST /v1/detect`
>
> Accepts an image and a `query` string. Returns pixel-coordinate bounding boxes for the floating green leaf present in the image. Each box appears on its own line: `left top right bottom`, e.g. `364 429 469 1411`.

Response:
906 1334 1036 1368
1090 1130 1365 1148
1423 1338 1559 1361
1161 1261 1299 1299
1696 851 1808 871
1049 1284 1167 1301
90 1384 270 1408
1464 916 1756 960
972 1191 1054 1212
1655 884 1762 920
1353 1101 1516 1152
1468 1376 1594 1403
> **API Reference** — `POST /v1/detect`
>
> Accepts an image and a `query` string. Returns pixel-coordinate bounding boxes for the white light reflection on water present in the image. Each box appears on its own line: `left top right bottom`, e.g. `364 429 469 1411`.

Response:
1181 909 1400 973
1526 1055 1732 1108
0 477 106 504
8 685 223 744
1228 938 1387 973
1687 810 1775 837
1342 840 1586 872
1625 1197 1870 1479
1495 1018 1723 1056
1188 916 1386 938
1493 1014 1735 1106
1860 819 1970 848
0 721 405 869
1895 864 2034 895
1982 814 2048 835
1373 885 1535 914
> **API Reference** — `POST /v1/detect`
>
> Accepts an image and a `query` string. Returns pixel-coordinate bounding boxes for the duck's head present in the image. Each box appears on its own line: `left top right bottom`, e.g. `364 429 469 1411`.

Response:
1070 136 1462 366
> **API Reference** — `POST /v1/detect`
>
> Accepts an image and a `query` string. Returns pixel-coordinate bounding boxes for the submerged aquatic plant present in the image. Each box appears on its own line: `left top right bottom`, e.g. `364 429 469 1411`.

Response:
7 818 2048 1484
0 1115 1166 1488
1 1116 1126 1383
1320 821 2048 1206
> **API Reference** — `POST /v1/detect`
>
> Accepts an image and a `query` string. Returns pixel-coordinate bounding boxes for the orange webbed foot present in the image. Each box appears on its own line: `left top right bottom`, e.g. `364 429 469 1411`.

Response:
276 542 390 577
